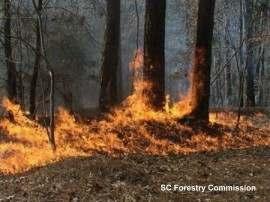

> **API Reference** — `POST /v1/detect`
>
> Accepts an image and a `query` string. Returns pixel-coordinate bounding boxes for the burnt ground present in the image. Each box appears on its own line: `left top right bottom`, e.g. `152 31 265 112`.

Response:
0 146 269 202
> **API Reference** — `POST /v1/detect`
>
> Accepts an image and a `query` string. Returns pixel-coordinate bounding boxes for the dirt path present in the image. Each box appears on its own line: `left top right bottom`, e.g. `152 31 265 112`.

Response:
0 146 269 202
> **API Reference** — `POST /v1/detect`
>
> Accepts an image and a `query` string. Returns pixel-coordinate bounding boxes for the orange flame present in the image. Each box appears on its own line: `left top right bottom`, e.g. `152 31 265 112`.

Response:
0 50 269 174
129 48 144 71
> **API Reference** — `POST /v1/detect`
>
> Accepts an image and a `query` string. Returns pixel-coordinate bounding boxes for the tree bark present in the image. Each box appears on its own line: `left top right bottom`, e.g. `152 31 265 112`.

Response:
99 0 120 112
239 0 244 108
224 9 232 106
143 0 166 110
188 0 216 122
4 0 17 101
30 0 42 117
258 47 264 106
244 0 255 107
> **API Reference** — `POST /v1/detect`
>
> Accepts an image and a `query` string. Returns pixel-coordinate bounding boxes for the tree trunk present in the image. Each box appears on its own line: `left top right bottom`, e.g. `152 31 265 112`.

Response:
30 0 42 117
244 0 255 107
99 0 120 112
143 0 166 110
4 0 17 101
258 47 264 106
224 12 232 106
188 0 216 122
49 70 56 151
239 0 244 108
225 52 232 106
16 4 25 109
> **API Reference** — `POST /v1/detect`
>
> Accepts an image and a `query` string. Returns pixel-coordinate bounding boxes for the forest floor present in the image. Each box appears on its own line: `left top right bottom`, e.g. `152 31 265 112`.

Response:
0 147 269 201
0 99 270 201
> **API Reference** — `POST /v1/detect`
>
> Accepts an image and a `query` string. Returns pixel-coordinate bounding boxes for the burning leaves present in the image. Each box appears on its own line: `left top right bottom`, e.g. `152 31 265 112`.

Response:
0 96 270 174
0 54 269 174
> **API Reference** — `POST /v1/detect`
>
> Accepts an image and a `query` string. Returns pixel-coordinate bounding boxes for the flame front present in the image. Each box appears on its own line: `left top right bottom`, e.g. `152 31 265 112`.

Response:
0 50 269 174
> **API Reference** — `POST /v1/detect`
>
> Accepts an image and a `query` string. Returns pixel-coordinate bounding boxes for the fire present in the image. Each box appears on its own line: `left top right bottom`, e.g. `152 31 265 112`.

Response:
125 48 191 119
0 50 269 174
129 48 144 72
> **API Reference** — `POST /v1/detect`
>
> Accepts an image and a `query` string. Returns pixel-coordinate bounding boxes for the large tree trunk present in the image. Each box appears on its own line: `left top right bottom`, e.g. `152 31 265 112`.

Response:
143 0 166 110
188 0 216 122
29 0 42 117
4 0 17 101
99 0 120 112
244 0 255 107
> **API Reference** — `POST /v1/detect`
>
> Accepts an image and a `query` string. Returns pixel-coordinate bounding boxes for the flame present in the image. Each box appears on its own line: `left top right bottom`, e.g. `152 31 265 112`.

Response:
0 50 269 174
129 48 144 71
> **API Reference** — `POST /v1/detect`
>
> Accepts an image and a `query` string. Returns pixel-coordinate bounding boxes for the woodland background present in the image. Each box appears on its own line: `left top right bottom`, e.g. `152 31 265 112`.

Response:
0 0 269 113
